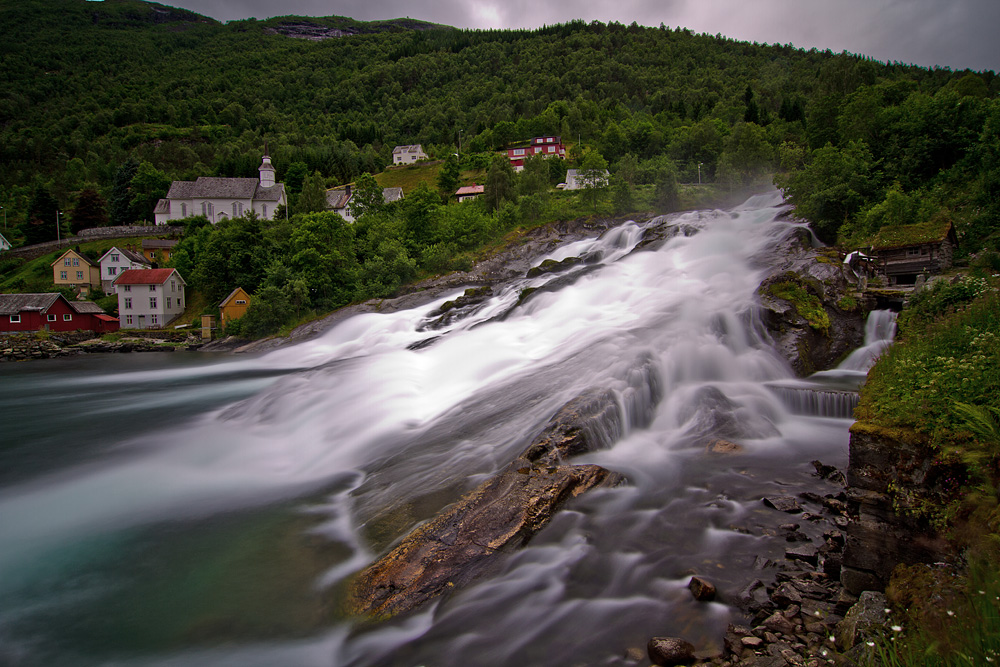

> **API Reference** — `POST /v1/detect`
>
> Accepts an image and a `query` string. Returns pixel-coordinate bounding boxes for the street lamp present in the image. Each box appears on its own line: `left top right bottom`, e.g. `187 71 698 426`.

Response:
698 162 703 185
1 205 5 229
56 210 64 242
458 129 463 154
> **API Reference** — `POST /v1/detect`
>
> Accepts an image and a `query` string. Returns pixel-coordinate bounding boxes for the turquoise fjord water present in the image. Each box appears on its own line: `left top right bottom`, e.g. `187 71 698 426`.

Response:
0 193 893 667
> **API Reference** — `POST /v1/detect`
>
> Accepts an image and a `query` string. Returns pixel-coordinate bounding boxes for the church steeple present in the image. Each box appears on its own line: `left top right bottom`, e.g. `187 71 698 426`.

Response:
258 143 275 188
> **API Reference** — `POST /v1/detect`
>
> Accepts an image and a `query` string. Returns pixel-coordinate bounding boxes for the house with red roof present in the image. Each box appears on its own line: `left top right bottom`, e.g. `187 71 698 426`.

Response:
455 184 484 202
0 293 118 333
113 268 186 329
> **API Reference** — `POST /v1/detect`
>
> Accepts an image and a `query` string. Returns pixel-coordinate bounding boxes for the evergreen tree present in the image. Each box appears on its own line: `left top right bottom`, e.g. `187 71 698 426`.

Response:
22 186 60 245
436 155 461 198
579 150 609 211
348 172 385 220
484 155 516 212
109 158 139 226
297 171 328 214
129 161 171 223
70 187 108 233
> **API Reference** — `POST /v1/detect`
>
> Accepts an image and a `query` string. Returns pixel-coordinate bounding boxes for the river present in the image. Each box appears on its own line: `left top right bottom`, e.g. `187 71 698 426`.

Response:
0 192 894 666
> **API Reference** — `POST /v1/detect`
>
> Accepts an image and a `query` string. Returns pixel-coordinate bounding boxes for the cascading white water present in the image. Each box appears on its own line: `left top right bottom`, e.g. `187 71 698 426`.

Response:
0 192 883 667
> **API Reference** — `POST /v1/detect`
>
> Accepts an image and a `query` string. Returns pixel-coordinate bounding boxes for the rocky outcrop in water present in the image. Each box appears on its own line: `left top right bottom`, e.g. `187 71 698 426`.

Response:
348 383 650 619
756 230 870 376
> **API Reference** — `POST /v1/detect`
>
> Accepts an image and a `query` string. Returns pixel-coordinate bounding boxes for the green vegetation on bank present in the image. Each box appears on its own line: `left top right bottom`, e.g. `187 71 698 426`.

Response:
855 275 1000 664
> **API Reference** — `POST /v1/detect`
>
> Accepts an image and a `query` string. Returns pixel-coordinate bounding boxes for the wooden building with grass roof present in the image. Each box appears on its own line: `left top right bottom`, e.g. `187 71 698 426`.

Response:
871 218 959 286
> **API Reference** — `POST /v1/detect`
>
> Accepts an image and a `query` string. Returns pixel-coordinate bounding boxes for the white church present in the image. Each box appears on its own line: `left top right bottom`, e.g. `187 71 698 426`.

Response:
153 151 287 225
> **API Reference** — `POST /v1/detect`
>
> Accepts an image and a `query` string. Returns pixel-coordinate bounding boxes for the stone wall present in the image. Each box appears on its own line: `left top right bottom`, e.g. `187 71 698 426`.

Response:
840 422 957 595
2 226 182 261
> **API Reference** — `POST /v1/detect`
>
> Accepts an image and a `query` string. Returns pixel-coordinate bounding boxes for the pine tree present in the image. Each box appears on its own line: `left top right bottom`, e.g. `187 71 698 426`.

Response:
22 186 60 245
70 188 108 233
110 158 139 226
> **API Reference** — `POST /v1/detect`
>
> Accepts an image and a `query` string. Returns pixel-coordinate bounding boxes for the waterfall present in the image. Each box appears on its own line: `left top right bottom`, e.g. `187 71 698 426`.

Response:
0 193 878 667
767 309 897 418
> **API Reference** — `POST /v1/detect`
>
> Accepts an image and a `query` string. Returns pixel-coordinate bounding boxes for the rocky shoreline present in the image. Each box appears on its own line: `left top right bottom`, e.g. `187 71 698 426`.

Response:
0 331 201 361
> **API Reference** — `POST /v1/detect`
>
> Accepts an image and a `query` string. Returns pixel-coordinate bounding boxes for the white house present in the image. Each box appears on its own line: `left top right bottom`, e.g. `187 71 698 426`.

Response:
113 268 186 329
392 145 428 165
455 184 484 202
325 186 404 223
565 168 610 190
153 152 287 225
98 246 151 293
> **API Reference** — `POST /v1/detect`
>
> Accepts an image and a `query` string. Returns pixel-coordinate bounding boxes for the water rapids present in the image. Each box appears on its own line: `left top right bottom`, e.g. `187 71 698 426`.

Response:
0 192 894 666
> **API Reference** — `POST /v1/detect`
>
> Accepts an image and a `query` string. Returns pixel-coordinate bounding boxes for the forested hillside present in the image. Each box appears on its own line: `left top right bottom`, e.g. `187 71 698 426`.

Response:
2 0 996 242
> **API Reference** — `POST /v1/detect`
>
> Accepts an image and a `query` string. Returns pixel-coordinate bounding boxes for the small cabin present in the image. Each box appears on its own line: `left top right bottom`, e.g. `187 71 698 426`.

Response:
871 219 959 286
219 287 251 325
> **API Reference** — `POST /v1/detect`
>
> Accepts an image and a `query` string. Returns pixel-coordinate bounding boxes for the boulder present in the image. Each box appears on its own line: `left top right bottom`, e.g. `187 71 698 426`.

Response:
688 575 717 601
647 637 696 666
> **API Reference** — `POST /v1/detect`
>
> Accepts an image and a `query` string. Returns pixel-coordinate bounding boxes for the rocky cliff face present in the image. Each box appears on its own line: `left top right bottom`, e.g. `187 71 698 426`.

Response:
840 422 957 595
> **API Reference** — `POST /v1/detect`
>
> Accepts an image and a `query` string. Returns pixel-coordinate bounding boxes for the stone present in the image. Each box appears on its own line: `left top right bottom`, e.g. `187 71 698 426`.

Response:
763 496 803 513
761 611 796 634
647 637 696 666
741 636 764 648
706 438 744 454
836 590 889 651
771 582 802 607
688 575 717 601
785 545 819 566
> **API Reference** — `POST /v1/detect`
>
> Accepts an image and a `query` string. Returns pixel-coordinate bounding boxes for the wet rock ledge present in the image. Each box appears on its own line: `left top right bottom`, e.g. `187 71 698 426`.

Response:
348 387 632 619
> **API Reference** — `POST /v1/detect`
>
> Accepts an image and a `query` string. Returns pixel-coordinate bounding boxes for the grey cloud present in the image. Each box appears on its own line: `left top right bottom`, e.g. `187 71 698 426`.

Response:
164 0 997 71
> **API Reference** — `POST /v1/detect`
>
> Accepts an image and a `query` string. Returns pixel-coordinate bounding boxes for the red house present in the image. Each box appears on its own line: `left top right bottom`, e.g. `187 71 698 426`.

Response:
506 136 566 171
0 293 119 333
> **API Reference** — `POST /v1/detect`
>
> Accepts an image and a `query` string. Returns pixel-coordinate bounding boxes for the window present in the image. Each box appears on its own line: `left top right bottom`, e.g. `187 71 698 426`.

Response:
10 315 20 323
202 202 207 216
64 258 72 267
907 247 922 257
149 285 156 292
170 281 176 292
108 267 117 276
151 315 158 325
76 271 84 280
235 299 247 305
63 314 72 322
262 205 268 218
150 297 157 309
126 315 133 325
111 254 119 262
513 149 525 156
72 258 80 267
166 297 172 309
60 271 67 280
181 203 187 217
124 298 132 309
207 202 214 218
177 295 182 306
47 314 56 322
233 202 238 217
548 146 556 153
124 285 131 292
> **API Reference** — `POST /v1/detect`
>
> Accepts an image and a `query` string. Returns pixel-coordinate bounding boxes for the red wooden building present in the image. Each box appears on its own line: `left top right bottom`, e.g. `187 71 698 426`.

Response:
506 136 566 171
0 293 119 333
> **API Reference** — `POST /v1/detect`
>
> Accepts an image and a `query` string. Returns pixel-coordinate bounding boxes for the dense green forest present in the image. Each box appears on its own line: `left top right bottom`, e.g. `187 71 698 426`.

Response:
2 0 999 333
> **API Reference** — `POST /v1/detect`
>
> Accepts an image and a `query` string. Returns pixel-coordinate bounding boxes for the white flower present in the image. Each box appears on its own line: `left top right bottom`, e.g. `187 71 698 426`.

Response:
891 625 903 632
866 641 875 647
947 610 955 616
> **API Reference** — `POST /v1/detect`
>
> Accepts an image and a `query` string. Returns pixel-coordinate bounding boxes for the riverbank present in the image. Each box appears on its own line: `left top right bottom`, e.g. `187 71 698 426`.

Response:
0 331 201 361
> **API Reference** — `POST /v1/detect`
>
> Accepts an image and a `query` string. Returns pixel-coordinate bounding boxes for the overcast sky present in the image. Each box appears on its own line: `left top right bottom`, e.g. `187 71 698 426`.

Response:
158 0 997 72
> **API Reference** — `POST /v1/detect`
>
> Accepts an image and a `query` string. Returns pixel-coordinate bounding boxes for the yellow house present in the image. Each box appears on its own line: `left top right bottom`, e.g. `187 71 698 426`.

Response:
219 287 251 325
51 249 101 290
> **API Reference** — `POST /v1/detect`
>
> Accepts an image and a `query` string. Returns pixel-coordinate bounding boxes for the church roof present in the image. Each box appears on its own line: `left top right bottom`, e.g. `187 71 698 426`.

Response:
165 177 285 201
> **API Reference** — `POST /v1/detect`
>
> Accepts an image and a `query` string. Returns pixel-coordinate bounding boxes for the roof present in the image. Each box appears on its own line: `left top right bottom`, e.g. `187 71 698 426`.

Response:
113 268 185 286
871 219 957 251
165 177 285 202
456 185 485 196
99 246 151 265
392 144 425 155
95 314 118 323
0 293 64 315
383 187 404 203
142 239 179 250
219 287 251 307
153 198 170 215
326 189 352 210
69 301 105 314
50 248 98 267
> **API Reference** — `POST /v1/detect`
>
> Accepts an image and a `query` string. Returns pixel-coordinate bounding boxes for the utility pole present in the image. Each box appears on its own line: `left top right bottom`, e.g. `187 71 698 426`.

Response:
1 205 5 229
56 209 62 242
698 162 703 185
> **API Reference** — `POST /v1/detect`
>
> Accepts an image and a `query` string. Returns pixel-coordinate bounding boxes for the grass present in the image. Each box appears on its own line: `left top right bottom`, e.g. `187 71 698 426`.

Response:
375 162 442 194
